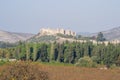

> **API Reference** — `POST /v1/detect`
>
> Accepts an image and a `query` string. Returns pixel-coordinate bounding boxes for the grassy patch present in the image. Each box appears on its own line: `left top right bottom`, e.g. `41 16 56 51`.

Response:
40 61 74 66
0 61 7 66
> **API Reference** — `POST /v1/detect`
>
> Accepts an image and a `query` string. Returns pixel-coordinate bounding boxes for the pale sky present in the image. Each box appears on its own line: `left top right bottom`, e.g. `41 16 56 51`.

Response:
0 0 120 34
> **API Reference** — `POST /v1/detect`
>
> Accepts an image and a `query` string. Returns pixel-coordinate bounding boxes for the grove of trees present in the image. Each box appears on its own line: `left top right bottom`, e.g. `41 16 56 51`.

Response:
0 41 120 67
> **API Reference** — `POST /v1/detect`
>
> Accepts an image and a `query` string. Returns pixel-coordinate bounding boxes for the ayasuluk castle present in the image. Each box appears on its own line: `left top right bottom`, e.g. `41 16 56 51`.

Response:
40 28 76 36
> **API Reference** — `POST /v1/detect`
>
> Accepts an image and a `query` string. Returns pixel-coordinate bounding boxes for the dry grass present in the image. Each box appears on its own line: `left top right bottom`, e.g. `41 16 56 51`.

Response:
0 62 120 80
0 61 49 80
42 65 120 80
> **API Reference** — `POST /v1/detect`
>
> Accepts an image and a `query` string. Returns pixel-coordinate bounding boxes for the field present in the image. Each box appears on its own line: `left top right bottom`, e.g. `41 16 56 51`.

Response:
42 64 120 80
0 62 120 80
0 63 120 80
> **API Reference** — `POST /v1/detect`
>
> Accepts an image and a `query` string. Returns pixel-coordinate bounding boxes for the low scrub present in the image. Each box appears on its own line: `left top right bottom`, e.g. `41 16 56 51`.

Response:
75 56 97 68
0 61 49 80
0 61 7 66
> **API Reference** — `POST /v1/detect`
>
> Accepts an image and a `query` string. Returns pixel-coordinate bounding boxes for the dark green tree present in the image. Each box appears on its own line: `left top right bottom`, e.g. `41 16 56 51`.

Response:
33 43 37 61
50 43 55 62
97 32 106 41
64 44 76 63
57 44 64 62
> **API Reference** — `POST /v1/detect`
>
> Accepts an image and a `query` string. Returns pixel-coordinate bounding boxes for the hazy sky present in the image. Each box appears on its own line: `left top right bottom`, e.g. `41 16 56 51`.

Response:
0 0 120 34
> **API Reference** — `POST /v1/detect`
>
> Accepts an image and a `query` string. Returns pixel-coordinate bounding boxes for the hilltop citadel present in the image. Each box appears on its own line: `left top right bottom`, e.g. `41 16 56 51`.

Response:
40 28 76 36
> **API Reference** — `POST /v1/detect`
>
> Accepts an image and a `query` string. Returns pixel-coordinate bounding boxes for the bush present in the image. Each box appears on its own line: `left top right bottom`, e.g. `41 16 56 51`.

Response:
0 61 7 66
0 61 49 80
109 64 117 69
75 56 97 68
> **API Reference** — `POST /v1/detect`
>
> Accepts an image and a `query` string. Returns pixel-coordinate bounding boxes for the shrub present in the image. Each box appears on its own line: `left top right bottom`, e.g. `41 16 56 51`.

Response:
0 61 7 66
75 56 97 68
110 64 117 69
0 61 49 80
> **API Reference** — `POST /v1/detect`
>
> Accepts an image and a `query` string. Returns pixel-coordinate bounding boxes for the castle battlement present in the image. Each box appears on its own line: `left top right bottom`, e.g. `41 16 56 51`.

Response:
40 28 76 36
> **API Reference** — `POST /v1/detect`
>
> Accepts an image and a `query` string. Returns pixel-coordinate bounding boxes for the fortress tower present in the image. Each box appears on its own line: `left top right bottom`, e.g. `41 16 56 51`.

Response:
40 28 76 36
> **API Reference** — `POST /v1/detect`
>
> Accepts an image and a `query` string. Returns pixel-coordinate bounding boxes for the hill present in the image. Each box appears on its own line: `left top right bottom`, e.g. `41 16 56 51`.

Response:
77 32 91 37
80 26 120 41
102 26 120 40
27 28 76 43
0 30 34 43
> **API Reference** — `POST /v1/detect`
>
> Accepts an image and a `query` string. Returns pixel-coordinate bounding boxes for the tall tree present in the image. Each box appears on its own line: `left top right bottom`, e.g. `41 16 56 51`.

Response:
40 43 48 62
33 43 37 61
50 43 55 62
64 44 76 63
26 43 30 60
97 32 106 41
57 43 64 62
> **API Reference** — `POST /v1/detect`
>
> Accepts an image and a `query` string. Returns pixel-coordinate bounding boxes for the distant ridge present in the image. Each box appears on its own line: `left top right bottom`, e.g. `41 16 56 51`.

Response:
77 32 91 37
90 26 120 41
1 26 120 43
0 29 34 43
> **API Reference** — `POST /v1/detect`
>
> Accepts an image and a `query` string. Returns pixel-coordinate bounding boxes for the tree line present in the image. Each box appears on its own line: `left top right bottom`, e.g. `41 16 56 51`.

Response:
0 41 120 67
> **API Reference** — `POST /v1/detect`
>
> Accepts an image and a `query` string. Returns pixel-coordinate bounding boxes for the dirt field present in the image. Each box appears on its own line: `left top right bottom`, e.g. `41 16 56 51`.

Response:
37 63 120 80
0 63 120 80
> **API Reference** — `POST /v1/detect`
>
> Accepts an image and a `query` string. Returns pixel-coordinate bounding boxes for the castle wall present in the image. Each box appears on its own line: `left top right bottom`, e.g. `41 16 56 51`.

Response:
40 28 76 36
